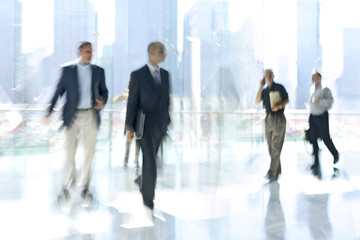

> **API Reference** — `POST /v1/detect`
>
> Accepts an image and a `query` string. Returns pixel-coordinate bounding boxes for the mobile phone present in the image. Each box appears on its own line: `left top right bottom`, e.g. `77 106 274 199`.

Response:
261 77 265 85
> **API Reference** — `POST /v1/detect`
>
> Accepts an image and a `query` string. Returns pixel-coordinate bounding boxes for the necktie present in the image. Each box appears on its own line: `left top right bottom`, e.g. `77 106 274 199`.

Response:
154 69 160 86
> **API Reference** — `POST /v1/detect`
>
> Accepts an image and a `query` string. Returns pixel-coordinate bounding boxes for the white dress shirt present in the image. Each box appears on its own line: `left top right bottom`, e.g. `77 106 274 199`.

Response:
309 83 334 115
77 60 92 109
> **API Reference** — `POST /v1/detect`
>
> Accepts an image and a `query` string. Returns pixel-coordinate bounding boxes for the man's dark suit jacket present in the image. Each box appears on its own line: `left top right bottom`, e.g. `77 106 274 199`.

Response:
47 63 108 127
125 65 170 136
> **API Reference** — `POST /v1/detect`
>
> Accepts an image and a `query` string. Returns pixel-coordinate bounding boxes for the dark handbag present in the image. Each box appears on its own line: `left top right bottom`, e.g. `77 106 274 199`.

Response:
135 109 145 140
305 128 311 143
306 116 323 144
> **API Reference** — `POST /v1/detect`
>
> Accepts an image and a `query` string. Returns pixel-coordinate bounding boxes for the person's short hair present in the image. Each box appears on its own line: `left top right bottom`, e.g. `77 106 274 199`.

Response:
264 69 274 78
313 71 322 78
78 41 92 50
148 42 163 53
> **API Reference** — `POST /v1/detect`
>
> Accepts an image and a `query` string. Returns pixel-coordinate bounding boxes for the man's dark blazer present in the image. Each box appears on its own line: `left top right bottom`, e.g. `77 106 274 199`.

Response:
125 65 170 136
47 63 108 127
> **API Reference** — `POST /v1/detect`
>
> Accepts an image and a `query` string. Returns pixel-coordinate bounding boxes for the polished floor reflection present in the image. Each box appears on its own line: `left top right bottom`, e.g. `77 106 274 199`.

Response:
0 137 360 240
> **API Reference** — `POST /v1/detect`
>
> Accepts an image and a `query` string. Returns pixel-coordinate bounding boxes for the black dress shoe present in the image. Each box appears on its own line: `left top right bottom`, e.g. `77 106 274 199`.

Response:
268 174 278 183
57 189 70 212
80 189 93 207
311 167 322 180
265 172 270 180
310 163 317 170
123 160 128 168
58 189 69 199
134 175 142 189
332 167 340 178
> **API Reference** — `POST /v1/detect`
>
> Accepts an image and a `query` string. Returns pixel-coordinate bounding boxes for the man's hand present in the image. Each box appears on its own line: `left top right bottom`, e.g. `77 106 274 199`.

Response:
112 96 120 104
112 94 127 104
94 96 105 110
127 130 134 141
260 77 265 87
40 115 51 124
312 98 319 105
271 104 282 112
40 113 62 124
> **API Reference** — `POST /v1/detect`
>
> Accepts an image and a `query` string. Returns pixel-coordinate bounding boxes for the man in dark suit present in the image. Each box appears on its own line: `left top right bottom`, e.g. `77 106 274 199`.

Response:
125 42 171 221
45 41 108 207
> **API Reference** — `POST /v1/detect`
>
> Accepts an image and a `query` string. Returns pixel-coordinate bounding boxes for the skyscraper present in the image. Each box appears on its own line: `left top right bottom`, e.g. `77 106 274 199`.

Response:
335 28 360 108
183 0 230 108
50 0 97 85
0 0 24 103
184 0 252 111
113 0 178 96
296 0 322 109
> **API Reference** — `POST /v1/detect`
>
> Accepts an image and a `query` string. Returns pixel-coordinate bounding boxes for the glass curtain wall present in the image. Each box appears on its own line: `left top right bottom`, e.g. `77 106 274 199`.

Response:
0 0 360 166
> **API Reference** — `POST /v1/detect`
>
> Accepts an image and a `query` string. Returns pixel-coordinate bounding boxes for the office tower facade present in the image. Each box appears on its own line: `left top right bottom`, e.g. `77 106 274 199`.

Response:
0 0 24 103
50 0 97 85
296 0 322 109
113 0 178 96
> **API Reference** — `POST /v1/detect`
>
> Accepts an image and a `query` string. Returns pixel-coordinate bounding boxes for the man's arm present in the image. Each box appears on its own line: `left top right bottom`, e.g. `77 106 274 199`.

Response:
94 68 108 110
125 72 140 139
112 89 129 103
99 68 108 104
46 68 66 116
255 79 265 104
312 87 333 110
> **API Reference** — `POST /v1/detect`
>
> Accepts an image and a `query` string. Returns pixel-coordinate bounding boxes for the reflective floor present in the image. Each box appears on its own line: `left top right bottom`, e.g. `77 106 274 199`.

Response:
1 136 360 240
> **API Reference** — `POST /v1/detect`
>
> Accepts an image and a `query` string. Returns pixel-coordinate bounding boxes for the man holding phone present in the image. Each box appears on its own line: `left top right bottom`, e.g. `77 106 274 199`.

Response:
255 69 289 182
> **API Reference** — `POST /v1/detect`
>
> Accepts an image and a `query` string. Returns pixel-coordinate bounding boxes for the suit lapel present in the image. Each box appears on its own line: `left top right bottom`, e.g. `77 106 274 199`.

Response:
72 64 79 94
91 64 98 98
160 68 166 88
144 65 158 91
143 65 164 99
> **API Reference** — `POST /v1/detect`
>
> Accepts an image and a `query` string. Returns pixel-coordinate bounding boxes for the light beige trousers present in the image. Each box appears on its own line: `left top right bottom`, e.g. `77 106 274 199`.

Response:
63 109 98 190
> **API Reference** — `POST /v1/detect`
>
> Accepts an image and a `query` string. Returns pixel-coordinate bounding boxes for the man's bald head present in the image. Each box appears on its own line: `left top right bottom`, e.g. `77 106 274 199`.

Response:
148 42 166 66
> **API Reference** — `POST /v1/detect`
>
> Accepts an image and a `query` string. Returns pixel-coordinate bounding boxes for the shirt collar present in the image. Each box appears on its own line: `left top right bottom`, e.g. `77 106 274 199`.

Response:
267 82 276 91
77 58 91 70
147 62 160 73
315 83 322 90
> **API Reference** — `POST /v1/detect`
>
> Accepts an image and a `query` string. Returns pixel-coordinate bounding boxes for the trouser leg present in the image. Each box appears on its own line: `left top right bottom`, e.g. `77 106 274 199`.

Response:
139 124 163 209
63 122 79 190
140 135 157 209
312 140 320 166
265 121 273 176
135 140 141 165
265 114 286 177
78 110 98 190
309 114 320 166
319 112 339 159
124 139 131 163
309 114 322 178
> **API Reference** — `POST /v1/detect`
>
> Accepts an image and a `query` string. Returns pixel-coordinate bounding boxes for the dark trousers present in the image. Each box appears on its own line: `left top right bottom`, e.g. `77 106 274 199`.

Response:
309 111 338 165
139 120 164 209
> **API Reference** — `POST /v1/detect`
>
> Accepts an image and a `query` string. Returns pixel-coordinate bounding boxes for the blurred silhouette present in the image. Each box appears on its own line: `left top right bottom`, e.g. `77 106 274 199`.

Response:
306 194 333 240
113 87 141 168
125 42 171 224
265 182 285 240
202 67 240 111
255 69 289 183
308 71 339 179
44 41 108 209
